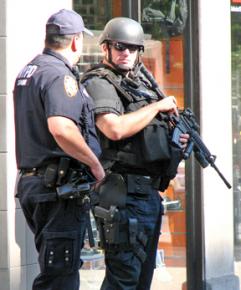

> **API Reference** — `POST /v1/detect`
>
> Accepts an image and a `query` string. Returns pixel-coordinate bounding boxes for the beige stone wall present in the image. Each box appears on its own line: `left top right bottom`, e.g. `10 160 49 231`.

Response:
0 1 72 289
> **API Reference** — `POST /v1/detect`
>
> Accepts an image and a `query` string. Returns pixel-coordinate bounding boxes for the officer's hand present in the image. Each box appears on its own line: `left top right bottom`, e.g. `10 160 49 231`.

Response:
179 133 190 149
91 163 106 188
158 96 178 116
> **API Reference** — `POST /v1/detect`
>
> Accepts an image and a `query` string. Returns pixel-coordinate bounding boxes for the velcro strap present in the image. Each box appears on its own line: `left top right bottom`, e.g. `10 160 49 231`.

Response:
137 232 148 247
133 247 147 263
129 218 138 245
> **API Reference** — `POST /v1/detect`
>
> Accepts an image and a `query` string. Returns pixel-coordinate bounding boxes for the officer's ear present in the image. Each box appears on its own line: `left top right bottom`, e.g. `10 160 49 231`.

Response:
101 43 108 53
71 33 83 52
71 36 77 52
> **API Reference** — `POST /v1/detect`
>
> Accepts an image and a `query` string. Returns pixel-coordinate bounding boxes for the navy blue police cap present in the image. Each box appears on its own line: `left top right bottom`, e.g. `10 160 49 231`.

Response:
46 9 93 36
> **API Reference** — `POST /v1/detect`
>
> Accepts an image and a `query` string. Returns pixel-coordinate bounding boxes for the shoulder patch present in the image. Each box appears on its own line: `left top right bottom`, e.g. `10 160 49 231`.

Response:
64 75 78 97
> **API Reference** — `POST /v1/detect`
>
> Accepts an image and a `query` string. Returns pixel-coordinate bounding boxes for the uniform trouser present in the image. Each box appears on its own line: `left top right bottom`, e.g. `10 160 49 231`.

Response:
16 174 88 290
100 187 163 290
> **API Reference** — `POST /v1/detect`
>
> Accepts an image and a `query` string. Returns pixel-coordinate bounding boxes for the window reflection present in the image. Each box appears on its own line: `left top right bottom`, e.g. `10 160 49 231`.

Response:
74 1 188 289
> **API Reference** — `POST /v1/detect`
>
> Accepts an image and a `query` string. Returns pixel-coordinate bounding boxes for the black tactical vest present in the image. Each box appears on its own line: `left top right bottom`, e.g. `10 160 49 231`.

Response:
81 64 182 187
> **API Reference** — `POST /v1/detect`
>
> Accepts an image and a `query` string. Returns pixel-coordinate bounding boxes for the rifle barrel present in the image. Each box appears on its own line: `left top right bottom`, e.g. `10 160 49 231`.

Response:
211 162 232 189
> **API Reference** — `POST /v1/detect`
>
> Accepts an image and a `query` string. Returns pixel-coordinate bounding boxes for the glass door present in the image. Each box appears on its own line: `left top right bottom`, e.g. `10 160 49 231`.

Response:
141 1 187 289
74 1 188 289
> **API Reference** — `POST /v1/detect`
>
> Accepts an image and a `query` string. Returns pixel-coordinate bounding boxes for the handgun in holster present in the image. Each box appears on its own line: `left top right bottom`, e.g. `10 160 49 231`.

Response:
94 205 121 245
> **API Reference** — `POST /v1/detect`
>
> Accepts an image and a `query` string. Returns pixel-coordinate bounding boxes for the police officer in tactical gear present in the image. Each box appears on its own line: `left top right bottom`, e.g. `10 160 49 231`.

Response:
81 17 189 290
13 9 105 290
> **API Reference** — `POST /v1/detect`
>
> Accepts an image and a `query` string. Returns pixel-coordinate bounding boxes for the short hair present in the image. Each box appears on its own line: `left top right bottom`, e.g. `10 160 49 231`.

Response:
45 33 74 49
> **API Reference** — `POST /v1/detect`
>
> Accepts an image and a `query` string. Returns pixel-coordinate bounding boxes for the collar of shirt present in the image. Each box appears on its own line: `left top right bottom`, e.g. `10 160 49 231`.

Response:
43 48 73 72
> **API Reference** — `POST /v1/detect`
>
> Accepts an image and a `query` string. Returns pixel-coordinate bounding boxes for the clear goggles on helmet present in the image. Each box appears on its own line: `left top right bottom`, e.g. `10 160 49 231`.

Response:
109 42 142 52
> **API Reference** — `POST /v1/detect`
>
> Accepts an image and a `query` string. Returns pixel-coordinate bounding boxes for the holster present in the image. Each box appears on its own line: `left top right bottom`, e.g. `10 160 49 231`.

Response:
92 173 127 248
92 173 148 262
95 214 147 263
98 173 127 209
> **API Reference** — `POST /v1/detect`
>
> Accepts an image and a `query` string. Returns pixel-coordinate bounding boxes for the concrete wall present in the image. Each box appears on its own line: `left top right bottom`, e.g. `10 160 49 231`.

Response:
0 1 72 289
199 0 239 289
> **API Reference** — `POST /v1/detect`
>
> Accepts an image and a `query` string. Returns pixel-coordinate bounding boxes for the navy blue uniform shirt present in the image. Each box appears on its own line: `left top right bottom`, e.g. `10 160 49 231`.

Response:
13 48 101 169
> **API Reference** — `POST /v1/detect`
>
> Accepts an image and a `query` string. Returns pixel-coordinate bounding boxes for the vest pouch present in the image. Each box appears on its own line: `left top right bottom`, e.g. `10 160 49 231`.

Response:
140 124 171 162
158 145 183 191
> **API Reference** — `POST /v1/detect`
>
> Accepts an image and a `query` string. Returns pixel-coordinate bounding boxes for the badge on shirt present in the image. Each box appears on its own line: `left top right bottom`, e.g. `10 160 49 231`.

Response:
64 75 78 97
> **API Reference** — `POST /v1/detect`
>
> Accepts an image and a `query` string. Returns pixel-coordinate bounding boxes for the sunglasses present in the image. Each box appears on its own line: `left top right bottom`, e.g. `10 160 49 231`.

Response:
110 42 141 52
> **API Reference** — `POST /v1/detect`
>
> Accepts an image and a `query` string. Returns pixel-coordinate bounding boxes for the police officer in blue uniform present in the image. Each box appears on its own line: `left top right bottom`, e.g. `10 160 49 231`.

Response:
13 9 105 290
81 17 189 290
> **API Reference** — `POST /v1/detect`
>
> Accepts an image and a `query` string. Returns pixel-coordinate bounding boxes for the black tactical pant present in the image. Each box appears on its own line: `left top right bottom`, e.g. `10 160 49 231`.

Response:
16 174 88 290
100 185 163 290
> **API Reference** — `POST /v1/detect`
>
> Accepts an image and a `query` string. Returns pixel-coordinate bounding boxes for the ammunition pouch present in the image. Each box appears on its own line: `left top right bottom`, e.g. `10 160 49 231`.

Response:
136 121 183 186
125 174 160 199
100 119 182 191
44 157 72 188
139 123 171 162
154 144 183 192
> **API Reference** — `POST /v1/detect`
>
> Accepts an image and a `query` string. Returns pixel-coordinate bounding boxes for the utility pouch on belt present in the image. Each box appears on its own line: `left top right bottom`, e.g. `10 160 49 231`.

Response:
98 173 127 209
43 157 70 188
56 157 71 186
44 163 58 188
126 174 152 199
140 124 171 162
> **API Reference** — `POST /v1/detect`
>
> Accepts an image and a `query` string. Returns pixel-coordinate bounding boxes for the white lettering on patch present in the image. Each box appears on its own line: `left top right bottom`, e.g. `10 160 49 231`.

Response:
17 79 28 86
18 65 38 79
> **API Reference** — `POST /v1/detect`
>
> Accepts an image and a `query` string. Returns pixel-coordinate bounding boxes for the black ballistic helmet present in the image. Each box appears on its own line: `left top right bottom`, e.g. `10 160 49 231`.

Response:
99 17 144 51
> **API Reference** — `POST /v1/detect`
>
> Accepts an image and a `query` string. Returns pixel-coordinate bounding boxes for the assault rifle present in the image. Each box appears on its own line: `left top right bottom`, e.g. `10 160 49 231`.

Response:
140 63 232 189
